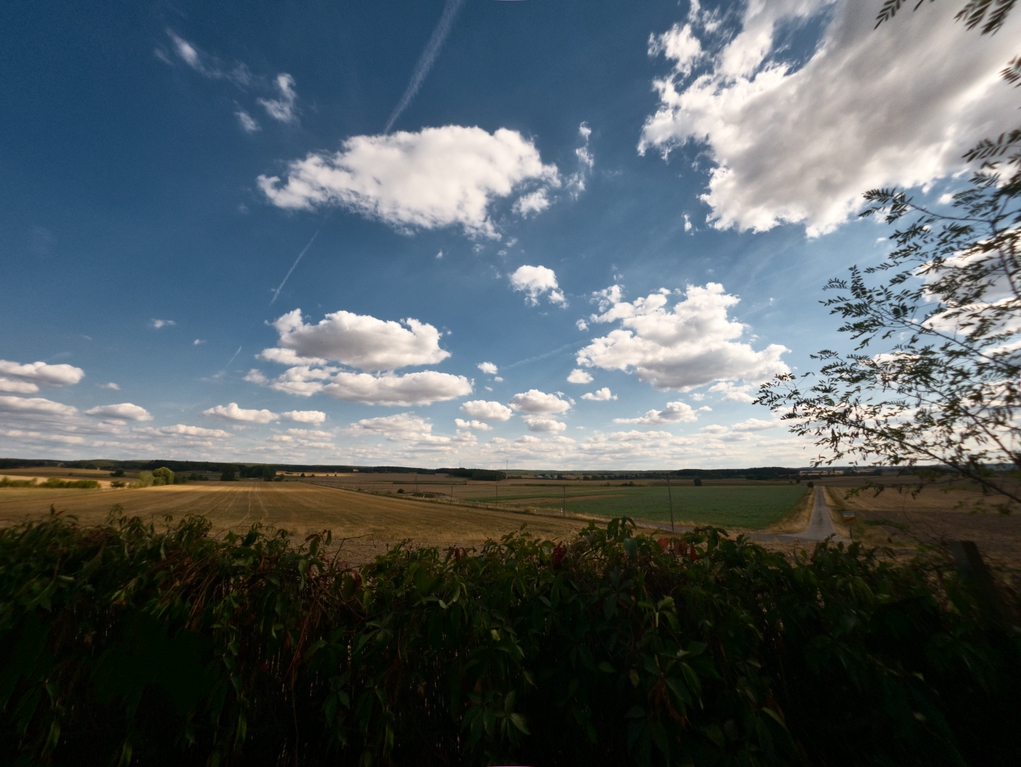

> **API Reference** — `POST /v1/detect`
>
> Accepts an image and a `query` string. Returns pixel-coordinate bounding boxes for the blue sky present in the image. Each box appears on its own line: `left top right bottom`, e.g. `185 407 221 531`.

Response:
1 0 1017 469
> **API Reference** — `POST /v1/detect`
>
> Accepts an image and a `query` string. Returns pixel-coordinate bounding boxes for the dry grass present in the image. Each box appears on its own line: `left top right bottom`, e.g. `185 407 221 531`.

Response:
0 480 592 563
816 477 1021 589
763 489 815 534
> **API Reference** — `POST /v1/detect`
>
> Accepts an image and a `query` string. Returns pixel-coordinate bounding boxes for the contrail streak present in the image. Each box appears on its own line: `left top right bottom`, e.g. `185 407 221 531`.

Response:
225 345 242 368
385 0 467 133
270 229 320 306
504 342 582 370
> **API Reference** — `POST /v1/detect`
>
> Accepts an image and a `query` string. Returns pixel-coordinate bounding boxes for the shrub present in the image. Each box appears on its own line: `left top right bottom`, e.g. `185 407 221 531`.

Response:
152 467 174 486
1 477 100 489
0 514 1017 766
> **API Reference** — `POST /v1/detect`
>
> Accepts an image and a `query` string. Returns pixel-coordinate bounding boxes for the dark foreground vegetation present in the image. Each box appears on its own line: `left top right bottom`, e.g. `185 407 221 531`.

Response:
1 512 1019 767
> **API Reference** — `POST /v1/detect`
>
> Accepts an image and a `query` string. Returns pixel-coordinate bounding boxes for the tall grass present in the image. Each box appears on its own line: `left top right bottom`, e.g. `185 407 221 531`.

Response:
0 509 1018 766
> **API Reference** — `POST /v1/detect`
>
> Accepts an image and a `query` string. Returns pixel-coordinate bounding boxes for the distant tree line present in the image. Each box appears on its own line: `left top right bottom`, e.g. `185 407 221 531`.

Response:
0 457 926 482
441 468 507 481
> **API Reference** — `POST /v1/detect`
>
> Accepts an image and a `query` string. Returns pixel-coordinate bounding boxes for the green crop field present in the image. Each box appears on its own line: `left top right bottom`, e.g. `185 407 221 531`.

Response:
535 485 809 529
303 474 811 531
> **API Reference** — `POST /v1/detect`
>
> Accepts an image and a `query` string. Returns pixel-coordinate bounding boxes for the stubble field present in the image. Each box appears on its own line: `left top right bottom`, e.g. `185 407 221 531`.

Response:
0 479 587 563
820 476 1021 586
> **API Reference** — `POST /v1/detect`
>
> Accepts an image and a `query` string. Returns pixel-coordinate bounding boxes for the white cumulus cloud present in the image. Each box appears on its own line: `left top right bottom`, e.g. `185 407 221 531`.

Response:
202 402 279 424
708 381 756 403
523 415 567 433
320 371 471 406
477 361 499 375
460 400 514 421
152 424 232 439
509 389 571 415
0 395 77 417
258 126 560 238
0 360 85 390
509 265 566 306
512 189 551 217
0 379 39 394
455 418 492 431
732 417 777 432
349 412 432 439
567 368 593 384
151 319 175 329
577 283 788 390
266 309 450 372
581 387 617 401
639 1 1021 235
85 403 153 422
282 409 326 425
613 401 705 425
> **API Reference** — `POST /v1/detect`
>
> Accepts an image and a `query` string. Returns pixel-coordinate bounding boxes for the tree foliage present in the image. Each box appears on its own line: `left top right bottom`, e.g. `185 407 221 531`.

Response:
151 467 174 486
876 0 1018 35
758 0 1021 509
758 168 1021 508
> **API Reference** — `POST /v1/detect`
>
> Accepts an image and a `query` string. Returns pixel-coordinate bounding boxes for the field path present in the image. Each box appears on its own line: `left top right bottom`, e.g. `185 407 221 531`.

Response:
752 487 847 544
637 486 848 544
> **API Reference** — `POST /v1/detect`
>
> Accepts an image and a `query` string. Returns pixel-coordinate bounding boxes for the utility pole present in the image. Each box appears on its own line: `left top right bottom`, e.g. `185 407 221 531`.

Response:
667 476 675 533
450 483 454 503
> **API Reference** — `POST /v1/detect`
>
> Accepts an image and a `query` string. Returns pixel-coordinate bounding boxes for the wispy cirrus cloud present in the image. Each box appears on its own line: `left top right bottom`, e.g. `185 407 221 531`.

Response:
258 74 299 123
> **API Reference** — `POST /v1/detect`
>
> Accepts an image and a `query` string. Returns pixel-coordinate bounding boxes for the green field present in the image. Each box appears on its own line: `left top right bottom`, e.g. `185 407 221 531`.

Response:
301 474 811 531
535 485 809 529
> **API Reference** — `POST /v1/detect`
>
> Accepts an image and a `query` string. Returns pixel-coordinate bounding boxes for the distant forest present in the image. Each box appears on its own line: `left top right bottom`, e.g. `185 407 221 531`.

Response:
0 457 876 481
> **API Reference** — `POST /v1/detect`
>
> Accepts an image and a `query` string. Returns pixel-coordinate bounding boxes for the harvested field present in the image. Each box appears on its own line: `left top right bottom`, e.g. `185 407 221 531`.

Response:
820 477 1021 588
0 481 587 563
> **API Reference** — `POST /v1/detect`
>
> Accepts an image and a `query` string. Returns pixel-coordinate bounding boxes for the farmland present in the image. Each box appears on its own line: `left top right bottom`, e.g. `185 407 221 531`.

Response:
0 478 585 563
0 468 813 561
298 472 808 528
818 475 1021 586
12 467 1019 569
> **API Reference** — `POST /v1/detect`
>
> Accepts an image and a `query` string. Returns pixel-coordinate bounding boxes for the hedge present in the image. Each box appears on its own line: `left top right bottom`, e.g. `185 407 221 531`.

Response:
1 510 1019 766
